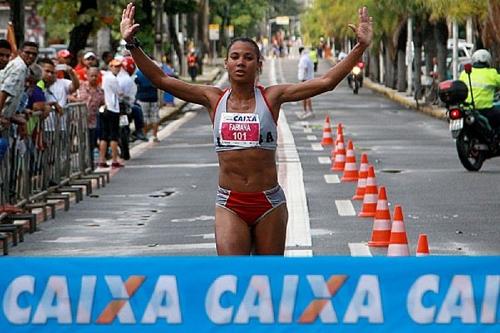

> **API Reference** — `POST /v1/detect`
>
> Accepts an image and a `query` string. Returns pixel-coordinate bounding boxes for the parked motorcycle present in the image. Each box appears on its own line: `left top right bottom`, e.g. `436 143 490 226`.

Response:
438 63 500 171
348 61 364 94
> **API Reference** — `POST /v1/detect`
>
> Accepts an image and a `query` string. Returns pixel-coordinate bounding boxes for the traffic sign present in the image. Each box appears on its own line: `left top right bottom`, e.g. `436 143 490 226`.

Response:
209 24 219 41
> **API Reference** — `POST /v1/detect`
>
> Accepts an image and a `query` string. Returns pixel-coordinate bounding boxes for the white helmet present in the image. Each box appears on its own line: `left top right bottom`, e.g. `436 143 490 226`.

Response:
471 49 492 66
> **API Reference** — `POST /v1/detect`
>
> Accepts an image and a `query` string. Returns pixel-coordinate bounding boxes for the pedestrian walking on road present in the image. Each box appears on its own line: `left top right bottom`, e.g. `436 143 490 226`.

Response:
121 3 373 255
297 47 314 119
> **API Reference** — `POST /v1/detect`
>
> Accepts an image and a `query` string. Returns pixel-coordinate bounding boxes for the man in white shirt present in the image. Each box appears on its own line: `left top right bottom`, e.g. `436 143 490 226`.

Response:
99 58 124 169
38 58 79 131
297 47 314 119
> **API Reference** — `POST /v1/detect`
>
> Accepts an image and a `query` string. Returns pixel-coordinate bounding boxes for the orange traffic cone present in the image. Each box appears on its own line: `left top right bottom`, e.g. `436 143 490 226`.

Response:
416 234 430 256
387 205 410 256
320 116 334 146
331 123 343 161
331 133 346 171
358 165 377 217
368 186 391 247
341 140 358 182
352 153 369 200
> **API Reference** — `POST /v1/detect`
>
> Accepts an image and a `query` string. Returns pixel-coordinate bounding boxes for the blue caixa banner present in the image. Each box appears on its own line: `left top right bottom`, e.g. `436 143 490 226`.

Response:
0 256 498 332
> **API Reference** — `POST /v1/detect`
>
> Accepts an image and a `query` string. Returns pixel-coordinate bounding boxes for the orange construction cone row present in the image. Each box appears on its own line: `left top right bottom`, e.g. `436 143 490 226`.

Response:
341 140 358 182
358 165 377 217
387 205 410 256
416 234 430 256
331 132 346 171
368 186 391 247
352 153 369 200
320 115 334 146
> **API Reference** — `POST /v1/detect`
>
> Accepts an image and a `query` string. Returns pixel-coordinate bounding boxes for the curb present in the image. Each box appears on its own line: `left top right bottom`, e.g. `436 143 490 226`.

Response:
363 78 447 120
325 58 447 120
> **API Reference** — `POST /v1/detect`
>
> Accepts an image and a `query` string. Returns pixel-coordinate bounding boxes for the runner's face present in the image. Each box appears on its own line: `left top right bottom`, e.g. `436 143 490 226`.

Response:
226 41 260 83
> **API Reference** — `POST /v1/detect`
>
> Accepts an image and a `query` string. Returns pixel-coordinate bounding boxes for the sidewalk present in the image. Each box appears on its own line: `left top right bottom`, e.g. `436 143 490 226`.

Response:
363 78 447 120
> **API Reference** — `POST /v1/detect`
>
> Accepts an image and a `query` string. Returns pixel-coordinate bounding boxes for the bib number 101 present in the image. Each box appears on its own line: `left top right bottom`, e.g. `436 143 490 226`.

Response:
233 132 247 140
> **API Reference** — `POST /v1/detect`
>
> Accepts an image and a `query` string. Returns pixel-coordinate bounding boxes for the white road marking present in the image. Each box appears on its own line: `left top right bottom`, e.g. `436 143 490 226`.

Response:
335 200 356 216
311 143 324 151
324 174 340 184
304 127 312 133
272 58 312 257
318 157 331 164
306 135 317 141
171 215 215 223
285 249 314 257
186 233 215 239
348 243 373 256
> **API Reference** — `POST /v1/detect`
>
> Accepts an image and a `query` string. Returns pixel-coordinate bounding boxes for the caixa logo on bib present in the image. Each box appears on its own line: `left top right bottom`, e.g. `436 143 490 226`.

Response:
231 114 257 122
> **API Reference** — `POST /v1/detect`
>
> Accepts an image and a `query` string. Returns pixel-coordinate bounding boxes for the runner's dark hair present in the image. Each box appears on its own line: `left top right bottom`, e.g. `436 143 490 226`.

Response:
226 37 261 61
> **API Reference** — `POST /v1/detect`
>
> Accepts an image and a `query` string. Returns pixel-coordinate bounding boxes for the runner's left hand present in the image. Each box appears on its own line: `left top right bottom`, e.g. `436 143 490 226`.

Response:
348 7 373 48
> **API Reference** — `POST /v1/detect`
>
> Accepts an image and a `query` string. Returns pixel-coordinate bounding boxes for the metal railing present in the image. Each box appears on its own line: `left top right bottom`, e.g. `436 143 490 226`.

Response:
0 102 93 207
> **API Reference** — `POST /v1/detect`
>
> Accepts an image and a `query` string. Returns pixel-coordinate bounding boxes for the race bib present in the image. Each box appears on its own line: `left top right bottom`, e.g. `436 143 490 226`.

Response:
219 112 260 147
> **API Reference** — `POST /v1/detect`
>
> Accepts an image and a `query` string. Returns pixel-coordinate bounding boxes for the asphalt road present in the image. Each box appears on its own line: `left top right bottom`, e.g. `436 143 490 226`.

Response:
9 56 500 256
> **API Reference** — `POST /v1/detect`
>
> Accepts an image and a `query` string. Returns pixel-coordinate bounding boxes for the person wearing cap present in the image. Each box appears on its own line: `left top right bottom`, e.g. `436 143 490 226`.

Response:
99 58 125 169
56 49 72 79
76 51 102 84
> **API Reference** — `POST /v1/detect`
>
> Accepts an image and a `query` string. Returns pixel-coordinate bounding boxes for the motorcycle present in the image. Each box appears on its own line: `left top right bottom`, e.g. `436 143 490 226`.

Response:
348 61 364 94
438 63 500 171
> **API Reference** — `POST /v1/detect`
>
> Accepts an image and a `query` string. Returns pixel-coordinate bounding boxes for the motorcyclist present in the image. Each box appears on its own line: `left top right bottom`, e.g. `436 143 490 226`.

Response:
459 49 500 138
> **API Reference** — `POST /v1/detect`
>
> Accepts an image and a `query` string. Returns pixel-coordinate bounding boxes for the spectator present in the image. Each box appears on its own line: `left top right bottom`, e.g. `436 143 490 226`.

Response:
77 67 104 169
100 59 124 168
100 51 113 71
135 65 160 142
161 55 176 107
187 48 198 81
0 39 12 70
297 47 314 119
75 51 101 83
309 46 318 73
0 41 39 128
25 64 49 137
56 49 72 79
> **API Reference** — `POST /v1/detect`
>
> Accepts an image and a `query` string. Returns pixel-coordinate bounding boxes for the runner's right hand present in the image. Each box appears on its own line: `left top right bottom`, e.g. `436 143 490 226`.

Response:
120 3 140 43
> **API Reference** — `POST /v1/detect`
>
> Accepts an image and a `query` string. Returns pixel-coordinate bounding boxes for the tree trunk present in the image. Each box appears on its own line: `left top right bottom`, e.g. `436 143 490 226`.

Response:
168 14 183 74
413 17 424 99
68 0 97 67
383 36 397 89
423 21 436 77
396 22 407 92
369 49 379 82
434 19 448 82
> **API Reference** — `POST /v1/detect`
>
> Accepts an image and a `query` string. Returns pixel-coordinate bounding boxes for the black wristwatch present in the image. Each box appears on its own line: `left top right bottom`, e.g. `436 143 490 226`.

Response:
125 38 141 50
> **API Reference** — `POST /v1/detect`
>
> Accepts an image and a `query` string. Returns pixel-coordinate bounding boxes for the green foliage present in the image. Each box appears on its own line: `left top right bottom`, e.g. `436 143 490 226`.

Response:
210 0 269 37
164 0 198 14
